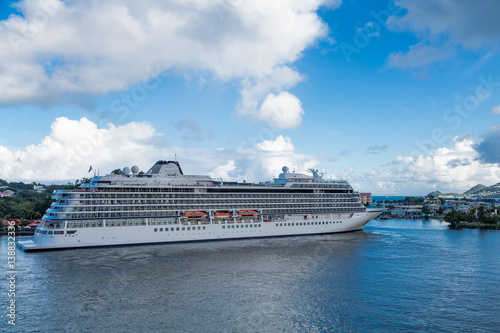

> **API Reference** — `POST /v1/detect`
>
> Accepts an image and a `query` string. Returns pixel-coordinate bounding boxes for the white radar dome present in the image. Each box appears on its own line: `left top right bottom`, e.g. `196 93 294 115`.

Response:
123 167 130 175
131 166 139 174
282 166 289 173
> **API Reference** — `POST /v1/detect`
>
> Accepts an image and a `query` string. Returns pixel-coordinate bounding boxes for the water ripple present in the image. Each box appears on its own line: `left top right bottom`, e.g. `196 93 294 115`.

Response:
3 220 500 332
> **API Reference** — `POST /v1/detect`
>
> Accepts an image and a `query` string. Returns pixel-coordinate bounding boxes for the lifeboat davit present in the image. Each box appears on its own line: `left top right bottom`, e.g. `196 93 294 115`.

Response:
237 210 258 216
214 212 231 218
182 211 208 218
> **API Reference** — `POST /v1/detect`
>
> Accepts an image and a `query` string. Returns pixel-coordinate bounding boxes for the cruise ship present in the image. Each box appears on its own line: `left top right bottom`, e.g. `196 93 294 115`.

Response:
18 161 383 252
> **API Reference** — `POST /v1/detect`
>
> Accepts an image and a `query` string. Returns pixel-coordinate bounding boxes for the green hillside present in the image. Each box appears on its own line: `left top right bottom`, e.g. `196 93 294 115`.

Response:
468 183 500 197
463 184 487 196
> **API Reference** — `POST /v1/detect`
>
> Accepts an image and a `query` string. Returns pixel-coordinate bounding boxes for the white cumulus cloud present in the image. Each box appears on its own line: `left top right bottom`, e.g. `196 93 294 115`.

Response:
388 0 500 48
209 159 236 180
256 135 295 152
0 117 161 181
351 135 500 195
257 92 304 129
0 117 318 182
386 0 500 69
0 0 334 127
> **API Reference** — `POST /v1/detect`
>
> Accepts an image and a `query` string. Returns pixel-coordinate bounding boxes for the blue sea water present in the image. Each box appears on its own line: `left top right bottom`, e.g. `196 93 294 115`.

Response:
2 219 500 332
372 196 419 202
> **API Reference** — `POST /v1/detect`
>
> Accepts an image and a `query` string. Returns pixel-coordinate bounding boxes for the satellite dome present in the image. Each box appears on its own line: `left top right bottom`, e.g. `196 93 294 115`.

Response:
131 166 139 174
123 167 130 175
282 166 289 173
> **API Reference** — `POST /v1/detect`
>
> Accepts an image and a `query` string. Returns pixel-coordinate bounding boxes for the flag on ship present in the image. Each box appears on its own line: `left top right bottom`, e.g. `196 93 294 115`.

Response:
88 165 93 172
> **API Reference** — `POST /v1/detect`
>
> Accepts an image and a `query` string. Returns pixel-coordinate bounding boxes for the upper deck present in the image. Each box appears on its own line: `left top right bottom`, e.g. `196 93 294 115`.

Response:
79 161 351 189
44 161 364 224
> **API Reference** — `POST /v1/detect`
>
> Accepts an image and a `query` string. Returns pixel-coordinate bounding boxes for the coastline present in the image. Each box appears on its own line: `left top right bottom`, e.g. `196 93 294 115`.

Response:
447 221 500 230
376 216 500 230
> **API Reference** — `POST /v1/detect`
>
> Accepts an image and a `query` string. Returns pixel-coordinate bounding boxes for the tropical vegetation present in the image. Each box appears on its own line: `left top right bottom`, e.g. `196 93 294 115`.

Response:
444 205 500 229
0 178 90 226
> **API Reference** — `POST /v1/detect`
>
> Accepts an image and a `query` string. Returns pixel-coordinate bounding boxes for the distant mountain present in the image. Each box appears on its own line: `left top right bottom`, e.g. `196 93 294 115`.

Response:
467 183 500 198
427 190 463 198
463 184 487 196
426 183 500 199
427 191 442 198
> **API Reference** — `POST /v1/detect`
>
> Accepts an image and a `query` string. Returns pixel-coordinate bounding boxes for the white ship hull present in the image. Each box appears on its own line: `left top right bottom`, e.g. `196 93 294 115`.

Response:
18 210 382 252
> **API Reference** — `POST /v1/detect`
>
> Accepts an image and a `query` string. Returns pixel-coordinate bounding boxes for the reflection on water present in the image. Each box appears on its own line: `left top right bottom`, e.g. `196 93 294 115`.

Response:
2 219 500 332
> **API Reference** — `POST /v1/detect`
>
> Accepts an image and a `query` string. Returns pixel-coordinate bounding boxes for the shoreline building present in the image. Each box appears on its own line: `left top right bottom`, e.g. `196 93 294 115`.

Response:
360 193 372 206
0 190 14 198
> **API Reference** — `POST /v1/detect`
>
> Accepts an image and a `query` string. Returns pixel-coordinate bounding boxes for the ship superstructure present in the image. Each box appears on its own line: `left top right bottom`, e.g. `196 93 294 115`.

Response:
18 161 382 251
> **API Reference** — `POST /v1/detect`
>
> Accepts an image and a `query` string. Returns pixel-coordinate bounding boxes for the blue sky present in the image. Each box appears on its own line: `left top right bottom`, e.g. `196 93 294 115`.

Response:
0 0 500 195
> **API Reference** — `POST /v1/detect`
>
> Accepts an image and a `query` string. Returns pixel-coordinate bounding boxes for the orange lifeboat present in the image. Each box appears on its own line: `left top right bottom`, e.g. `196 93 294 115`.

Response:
214 212 231 218
237 210 258 216
182 211 208 218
